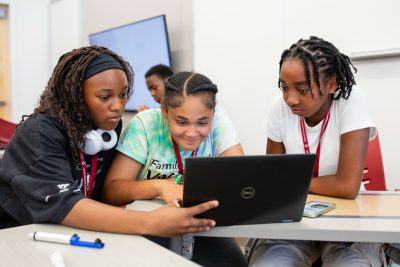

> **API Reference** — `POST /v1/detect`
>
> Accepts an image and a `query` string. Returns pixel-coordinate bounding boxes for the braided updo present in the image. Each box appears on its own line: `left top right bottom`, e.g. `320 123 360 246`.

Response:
279 36 357 100
163 72 218 110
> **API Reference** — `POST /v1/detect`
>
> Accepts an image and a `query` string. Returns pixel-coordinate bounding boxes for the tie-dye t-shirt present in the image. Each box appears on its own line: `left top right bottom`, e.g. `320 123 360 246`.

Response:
116 106 240 180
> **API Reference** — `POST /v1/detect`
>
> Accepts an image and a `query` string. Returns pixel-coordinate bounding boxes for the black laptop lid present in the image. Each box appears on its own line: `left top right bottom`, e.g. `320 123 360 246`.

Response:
182 154 316 226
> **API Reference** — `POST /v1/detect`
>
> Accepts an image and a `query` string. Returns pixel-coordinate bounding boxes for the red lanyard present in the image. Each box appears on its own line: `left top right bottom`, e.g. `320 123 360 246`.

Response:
172 138 198 175
300 103 332 177
79 151 98 198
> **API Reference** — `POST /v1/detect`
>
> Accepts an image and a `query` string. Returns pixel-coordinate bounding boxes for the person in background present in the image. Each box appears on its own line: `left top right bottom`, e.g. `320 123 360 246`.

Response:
137 64 173 112
248 36 385 266
0 46 218 237
104 71 247 267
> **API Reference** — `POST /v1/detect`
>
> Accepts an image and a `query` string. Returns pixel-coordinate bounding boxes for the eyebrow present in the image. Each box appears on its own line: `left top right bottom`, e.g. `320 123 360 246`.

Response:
293 81 309 86
279 79 308 86
175 116 210 121
95 86 128 92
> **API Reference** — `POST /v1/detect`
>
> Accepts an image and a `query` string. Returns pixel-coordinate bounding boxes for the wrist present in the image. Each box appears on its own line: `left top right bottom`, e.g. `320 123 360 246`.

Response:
174 174 183 185
139 211 153 236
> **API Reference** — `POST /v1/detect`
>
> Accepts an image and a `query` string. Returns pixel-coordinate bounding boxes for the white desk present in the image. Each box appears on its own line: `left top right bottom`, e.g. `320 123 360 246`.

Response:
194 191 400 243
128 192 400 247
0 224 199 266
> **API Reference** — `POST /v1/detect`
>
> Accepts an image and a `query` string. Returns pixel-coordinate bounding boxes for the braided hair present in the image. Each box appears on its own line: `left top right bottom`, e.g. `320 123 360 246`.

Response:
163 71 218 110
279 36 357 100
21 45 134 159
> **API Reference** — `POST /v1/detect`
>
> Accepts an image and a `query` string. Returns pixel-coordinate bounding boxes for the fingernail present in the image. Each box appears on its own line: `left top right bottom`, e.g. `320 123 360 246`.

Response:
211 221 216 227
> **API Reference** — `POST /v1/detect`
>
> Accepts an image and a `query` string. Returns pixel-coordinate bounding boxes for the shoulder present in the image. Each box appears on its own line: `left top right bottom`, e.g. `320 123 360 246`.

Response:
19 114 68 152
333 85 375 134
337 85 367 102
18 114 66 140
334 85 369 111
132 108 163 127
2 114 69 173
120 108 164 141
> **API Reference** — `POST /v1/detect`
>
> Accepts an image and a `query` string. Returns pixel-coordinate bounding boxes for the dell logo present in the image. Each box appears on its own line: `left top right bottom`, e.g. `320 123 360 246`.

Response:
241 187 255 199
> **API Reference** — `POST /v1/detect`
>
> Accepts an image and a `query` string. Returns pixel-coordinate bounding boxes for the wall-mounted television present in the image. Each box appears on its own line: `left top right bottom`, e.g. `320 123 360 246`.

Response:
89 15 171 111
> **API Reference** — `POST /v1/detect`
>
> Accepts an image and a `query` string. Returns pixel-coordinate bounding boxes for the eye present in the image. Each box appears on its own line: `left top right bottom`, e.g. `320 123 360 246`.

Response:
278 82 288 92
119 92 127 98
297 88 310 95
198 121 209 126
176 120 186 126
98 95 110 101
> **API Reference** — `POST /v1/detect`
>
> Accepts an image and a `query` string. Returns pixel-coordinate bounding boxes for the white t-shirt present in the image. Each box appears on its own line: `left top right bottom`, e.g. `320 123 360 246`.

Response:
266 86 375 176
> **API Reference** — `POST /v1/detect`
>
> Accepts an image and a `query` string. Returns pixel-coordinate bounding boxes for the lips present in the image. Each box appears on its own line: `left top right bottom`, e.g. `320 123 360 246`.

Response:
291 108 302 115
108 115 121 122
184 138 198 144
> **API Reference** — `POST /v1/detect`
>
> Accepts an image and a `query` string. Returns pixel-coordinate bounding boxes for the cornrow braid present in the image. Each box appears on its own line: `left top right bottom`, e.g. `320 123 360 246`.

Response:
164 79 180 92
164 71 218 110
21 45 134 159
279 36 357 100
189 83 218 94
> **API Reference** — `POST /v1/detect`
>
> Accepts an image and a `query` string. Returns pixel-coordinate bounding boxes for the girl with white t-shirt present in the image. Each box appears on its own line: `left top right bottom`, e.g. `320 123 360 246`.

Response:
248 36 385 267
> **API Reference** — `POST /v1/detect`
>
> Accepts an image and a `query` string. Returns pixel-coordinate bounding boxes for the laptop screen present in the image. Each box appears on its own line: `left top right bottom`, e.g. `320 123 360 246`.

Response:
182 154 316 226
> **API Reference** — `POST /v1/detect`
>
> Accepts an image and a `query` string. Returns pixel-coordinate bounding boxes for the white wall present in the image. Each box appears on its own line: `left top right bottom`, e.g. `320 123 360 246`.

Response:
4 0 51 122
50 0 82 67
193 0 400 190
193 0 284 155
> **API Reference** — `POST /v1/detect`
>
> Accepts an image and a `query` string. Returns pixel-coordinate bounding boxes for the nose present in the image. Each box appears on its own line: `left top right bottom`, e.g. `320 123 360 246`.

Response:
285 89 299 106
185 124 197 137
110 97 123 112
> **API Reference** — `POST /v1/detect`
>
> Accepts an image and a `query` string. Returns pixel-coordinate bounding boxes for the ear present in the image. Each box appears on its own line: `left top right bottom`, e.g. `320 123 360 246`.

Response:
161 102 168 116
327 76 337 94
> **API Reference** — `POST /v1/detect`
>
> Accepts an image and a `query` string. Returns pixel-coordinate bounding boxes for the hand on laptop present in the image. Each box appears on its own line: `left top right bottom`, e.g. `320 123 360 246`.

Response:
146 200 219 237
158 179 183 206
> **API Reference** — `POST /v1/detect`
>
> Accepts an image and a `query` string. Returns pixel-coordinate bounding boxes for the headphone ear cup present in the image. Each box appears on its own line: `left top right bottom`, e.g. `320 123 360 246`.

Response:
96 129 118 151
82 130 103 155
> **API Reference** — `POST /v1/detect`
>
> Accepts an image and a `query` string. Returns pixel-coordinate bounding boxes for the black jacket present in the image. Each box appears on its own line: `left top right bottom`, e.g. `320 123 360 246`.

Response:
0 114 121 228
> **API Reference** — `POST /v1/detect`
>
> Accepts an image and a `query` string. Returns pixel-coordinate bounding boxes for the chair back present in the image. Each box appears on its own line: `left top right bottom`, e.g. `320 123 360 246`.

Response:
362 129 387 191
0 118 17 148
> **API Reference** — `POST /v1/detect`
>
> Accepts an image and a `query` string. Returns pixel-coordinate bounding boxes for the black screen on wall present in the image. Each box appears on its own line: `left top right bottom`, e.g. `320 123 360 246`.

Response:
89 15 172 111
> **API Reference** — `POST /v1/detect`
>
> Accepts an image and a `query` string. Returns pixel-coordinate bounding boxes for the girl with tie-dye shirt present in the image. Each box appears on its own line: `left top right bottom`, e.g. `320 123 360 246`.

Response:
103 71 247 267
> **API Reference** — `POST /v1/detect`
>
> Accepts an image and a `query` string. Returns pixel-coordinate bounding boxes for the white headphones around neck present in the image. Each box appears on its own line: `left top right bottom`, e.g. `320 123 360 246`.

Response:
81 129 118 155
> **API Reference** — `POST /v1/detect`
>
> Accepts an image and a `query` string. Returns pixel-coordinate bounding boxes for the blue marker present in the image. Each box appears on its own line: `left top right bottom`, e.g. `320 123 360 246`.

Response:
28 231 104 249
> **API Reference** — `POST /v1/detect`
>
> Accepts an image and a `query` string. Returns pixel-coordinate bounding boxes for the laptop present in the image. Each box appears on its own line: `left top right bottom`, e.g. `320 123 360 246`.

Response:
182 154 316 226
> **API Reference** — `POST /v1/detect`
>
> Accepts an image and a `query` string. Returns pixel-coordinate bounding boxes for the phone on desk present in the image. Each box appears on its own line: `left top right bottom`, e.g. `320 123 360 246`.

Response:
303 201 336 218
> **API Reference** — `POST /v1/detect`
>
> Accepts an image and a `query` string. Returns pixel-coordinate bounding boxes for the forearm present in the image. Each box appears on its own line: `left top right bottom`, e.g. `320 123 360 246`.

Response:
309 174 361 199
103 179 166 205
62 198 151 235
63 198 220 238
